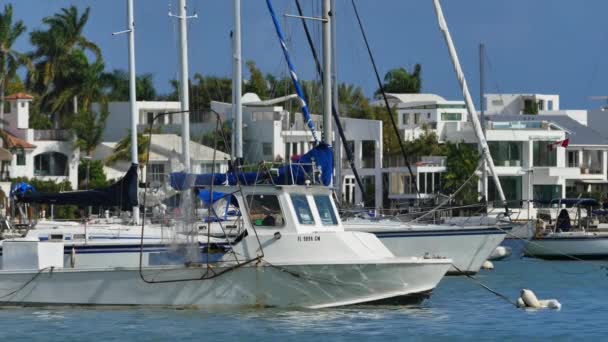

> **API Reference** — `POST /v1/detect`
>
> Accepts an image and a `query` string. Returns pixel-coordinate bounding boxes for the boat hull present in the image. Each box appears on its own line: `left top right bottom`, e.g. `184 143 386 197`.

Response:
0 259 450 308
524 234 608 260
345 224 508 275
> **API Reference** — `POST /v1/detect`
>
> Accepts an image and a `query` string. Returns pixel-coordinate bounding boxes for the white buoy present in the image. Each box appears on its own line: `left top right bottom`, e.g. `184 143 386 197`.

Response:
518 289 561 310
488 246 512 261
481 260 494 270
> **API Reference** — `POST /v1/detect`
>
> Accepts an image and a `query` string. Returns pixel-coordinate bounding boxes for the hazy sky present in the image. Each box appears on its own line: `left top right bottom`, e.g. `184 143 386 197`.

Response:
9 0 608 109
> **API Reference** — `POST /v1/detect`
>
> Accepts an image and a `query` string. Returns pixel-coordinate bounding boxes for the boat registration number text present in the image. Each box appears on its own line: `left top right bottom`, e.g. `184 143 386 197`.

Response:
297 235 320 242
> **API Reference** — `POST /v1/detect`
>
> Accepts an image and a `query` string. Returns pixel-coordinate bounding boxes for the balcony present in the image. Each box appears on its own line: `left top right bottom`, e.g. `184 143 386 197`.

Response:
34 129 71 141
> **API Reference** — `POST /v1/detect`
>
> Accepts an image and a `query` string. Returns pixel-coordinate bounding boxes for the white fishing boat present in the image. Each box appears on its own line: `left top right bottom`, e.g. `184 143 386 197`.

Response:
0 185 452 308
343 218 509 275
524 198 608 259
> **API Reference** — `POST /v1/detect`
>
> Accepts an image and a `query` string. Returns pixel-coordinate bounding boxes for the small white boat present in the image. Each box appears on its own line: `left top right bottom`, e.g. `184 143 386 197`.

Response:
524 198 608 259
344 218 510 275
0 185 451 308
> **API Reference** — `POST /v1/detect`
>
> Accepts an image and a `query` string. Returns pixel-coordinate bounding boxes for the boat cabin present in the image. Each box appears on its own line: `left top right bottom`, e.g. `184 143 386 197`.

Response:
204 185 343 236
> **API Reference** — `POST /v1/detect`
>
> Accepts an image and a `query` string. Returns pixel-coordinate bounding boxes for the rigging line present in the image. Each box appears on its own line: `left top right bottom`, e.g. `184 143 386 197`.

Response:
137 110 264 284
350 0 420 199
450 263 517 307
266 0 321 144
293 0 367 203
0 266 54 301
482 49 505 108
409 159 482 223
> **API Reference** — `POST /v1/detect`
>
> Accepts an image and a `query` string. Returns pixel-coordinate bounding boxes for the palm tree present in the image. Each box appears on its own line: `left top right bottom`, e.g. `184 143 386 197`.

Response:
0 4 30 128
71 107 108 189
28 6 101 116
105 131 150 169
101 69 157 101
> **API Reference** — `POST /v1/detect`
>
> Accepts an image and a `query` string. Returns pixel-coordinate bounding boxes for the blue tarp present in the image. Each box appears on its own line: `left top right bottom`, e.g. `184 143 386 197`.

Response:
170 143 333 190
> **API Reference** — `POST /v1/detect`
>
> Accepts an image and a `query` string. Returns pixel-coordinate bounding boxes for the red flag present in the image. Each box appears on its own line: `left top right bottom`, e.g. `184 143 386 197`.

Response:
561 138 569 148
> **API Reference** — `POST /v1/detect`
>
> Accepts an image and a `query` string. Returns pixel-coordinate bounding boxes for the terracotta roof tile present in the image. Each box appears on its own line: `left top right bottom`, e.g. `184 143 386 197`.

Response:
5 92 34 100
2 131 36 149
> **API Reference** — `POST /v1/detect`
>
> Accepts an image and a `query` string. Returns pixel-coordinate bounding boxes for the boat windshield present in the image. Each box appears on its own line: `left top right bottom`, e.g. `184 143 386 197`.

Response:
290 194 315 225
246 194 285 227
313 195 338 225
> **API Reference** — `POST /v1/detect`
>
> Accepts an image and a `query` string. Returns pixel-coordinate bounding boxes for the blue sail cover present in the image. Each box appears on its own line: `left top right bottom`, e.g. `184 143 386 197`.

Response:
15 164 139 211
170 143 333 189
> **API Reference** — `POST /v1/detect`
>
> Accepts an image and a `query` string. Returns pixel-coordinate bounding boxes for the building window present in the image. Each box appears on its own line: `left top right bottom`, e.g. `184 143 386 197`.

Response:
16 149 25 166
247 194 285 227
148 163 165 185
402 113 409 125
414 113 420 124
362 141 375 168
262 142 272 156
427 112 431 119
533 141 557 167
533 185 562 204
34 152 68 176
146 112 155 124
567 151 579 168
489 176 522 205
489 141 522 167
419 172 426 194
441 112 462 121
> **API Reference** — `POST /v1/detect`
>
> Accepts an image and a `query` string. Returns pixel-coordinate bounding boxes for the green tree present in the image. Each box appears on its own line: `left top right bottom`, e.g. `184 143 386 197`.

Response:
338 83 372 119
78 159 108 189
0 4 30 126
28 6 101 118
101 69 157 101
244 60 268 99
105 131 150 168
442 142 480 204
376 64 422 95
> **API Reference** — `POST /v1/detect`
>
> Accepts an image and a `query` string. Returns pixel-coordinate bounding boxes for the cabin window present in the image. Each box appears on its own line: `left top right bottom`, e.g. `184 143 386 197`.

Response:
73 234 85 240
246 194 285 227
49 234 63 241
290 194 315 225
313 195 338 225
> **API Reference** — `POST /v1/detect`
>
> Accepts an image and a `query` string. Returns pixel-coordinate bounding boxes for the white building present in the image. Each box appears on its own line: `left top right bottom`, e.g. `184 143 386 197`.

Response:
390 92 608 212
93 133 230 186
98 101 182 141
2 93 80 190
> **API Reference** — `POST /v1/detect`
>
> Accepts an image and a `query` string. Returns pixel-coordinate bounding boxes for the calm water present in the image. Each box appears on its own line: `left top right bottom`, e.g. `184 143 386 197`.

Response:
1 244 607 341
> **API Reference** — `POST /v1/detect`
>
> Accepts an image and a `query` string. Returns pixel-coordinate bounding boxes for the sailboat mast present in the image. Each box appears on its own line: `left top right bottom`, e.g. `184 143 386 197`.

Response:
233 0 243 165
479 43 488 206
331 0 341 198
432 0 506 203
322 0 332 145
127 0 140 222
178 0 191 172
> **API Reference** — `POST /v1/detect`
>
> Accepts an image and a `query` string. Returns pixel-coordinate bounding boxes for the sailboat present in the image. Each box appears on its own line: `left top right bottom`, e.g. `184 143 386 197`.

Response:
335 0 510 275
0 0 452 308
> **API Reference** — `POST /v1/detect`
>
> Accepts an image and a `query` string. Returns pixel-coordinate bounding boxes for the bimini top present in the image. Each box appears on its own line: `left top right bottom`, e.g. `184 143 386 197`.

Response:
13 164 139 211
170 143 333 190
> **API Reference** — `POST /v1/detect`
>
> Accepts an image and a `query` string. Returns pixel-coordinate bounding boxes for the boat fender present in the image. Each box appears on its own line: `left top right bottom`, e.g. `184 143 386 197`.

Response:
481 260 494 270
70 247 76 268
519 289 561 310
520 289 541 308
516 297 526 308
488 246 512 261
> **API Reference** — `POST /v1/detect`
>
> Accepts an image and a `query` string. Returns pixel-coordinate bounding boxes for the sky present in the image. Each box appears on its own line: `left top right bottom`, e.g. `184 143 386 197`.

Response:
8 0 608 110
